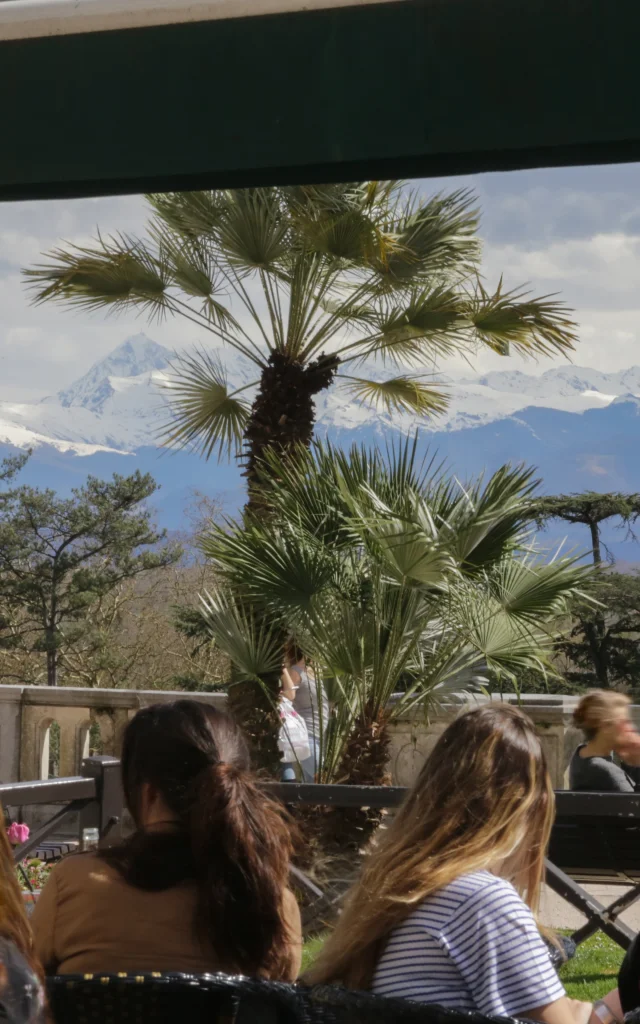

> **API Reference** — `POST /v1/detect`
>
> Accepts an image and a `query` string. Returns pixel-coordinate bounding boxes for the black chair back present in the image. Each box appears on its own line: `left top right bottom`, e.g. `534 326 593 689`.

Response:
47 972 301 1024
297 985 522 1024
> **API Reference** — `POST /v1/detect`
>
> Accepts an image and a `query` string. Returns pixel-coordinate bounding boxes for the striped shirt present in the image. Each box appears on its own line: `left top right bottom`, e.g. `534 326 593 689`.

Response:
372 871 565 1016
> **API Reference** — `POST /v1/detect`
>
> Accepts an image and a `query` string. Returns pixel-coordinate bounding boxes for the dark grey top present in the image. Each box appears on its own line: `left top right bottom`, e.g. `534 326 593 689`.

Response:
0 937 45 1023
569 744 637 792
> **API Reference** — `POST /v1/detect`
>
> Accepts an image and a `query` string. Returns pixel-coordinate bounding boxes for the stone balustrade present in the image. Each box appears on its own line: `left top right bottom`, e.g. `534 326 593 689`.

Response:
388 692 640 789
0 685 635 794
0 686 225 786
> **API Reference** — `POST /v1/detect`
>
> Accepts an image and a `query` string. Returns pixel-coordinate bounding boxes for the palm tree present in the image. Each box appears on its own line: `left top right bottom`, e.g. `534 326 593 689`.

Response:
24 184 577 509
199 439 593 845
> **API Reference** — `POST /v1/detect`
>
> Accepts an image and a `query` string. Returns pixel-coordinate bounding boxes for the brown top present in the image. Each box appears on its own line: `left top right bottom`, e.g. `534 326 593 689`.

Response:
31 852 302 980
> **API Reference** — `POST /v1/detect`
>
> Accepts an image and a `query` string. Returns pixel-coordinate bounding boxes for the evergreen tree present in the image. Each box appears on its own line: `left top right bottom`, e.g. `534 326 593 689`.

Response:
0 471 181 686
534 492 640 686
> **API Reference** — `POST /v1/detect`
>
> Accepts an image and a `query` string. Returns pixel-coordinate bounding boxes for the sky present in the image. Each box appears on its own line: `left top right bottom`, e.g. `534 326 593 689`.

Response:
1 161 639 399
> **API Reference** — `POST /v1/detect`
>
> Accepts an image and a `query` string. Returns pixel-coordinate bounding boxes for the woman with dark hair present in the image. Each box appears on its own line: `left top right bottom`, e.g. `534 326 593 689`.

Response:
0 805 46 1022
31 700 302 979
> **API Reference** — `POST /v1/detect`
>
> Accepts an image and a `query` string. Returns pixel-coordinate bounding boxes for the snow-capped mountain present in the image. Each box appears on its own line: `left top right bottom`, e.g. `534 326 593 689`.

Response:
56 334 174 413
0 334 174 455
1 334 639 558
0 331 638 454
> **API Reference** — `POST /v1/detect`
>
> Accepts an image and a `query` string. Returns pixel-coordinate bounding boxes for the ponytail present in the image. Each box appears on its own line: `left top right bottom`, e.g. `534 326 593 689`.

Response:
189 762 293 976
102 701 296 978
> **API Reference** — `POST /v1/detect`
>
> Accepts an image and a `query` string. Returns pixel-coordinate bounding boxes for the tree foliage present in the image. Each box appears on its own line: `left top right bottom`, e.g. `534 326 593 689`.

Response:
0 470 181 685
533 492 640 565
533 491 640 687
558 572 640 694
198 439 593 795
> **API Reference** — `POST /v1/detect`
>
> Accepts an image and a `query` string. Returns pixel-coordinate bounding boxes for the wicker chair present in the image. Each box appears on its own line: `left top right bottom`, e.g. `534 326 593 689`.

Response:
46 939 575 1024
297 985 526 1024
46 972 301 1024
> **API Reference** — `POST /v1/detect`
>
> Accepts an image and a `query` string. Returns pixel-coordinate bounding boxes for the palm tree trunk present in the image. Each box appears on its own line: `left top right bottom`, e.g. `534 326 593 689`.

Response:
225 667 283 776
243 351 338 512
321 710 392 853
231 351 338 773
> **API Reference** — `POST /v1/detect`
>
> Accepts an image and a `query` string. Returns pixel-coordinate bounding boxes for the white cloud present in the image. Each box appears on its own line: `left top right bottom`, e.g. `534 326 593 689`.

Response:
2 173 640 392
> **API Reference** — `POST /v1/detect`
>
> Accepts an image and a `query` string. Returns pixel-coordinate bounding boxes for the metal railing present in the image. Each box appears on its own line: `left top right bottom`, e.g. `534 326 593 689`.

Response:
1 756 123 863
3 763 640 949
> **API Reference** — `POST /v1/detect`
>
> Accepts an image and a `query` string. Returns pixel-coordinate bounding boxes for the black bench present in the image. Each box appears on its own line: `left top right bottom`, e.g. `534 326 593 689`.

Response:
46 972 566 1024
545 791 640 950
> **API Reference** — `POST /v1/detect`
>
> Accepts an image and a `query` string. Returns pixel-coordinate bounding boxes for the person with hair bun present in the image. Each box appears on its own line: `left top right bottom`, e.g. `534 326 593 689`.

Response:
570 690 640 792
31 700 302 979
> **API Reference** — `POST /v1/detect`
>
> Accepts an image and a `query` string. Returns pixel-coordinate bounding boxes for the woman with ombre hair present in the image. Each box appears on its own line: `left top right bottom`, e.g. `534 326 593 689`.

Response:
306 704 620 1024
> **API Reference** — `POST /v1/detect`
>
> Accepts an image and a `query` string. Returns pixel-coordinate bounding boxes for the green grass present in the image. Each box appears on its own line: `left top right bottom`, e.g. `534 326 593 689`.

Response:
303 931 624 1002
559 932 624 1001
301 933 326 974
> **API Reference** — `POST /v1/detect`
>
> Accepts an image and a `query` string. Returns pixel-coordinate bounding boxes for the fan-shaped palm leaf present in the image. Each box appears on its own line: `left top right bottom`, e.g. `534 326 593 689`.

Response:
199 588 284 679
346 286 468 367
439 465 540 568
159 351 252 460
489 554 593 623
147 190 228 237
24 233 168 319
339 375 449 418
375 189 481 284
467 279 578 358
203 519 339 613
217 188 290 272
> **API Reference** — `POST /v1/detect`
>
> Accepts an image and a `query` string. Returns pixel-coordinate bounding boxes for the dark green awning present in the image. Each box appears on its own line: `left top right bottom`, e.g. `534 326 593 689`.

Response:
1 0 640 201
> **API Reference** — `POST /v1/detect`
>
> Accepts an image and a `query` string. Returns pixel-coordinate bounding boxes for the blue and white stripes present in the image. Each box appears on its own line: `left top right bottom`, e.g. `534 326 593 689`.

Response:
372 870 564 1017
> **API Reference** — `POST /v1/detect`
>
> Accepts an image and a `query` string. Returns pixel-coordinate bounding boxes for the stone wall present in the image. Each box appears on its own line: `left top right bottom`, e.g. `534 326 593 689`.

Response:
388 692 640 790
1 686 636 797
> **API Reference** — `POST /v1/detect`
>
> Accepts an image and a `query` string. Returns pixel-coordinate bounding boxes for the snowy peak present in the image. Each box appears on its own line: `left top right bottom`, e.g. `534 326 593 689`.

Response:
1 333 640 455
56 334 174 412
462 364 640 400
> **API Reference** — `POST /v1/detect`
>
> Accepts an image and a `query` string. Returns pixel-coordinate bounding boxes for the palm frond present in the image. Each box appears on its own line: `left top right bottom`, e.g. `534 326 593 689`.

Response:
291 203 380 263
349 287 468 367
376 189 481 285
159 350 251 461
203 519 338 614
23 233 168 319
146 191 228 237
468 279 578 358
442 464 540 569
199 588 284 679
343 488 455 588
217 188 289 272
339 375 449 418
152 227 236 327
489 554 594 623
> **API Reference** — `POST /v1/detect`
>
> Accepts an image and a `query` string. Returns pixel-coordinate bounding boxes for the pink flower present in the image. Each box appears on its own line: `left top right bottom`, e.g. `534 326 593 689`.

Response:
7 823 29 846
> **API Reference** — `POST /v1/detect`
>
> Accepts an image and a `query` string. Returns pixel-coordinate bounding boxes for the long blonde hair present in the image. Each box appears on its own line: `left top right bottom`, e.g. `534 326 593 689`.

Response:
306 704 555 989
573 689 630 740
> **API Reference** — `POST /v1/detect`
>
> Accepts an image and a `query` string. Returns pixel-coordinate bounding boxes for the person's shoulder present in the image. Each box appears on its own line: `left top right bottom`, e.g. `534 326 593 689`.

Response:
49 850 106 887
446 871 526 916
577 755 631 790
283 889 301 929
